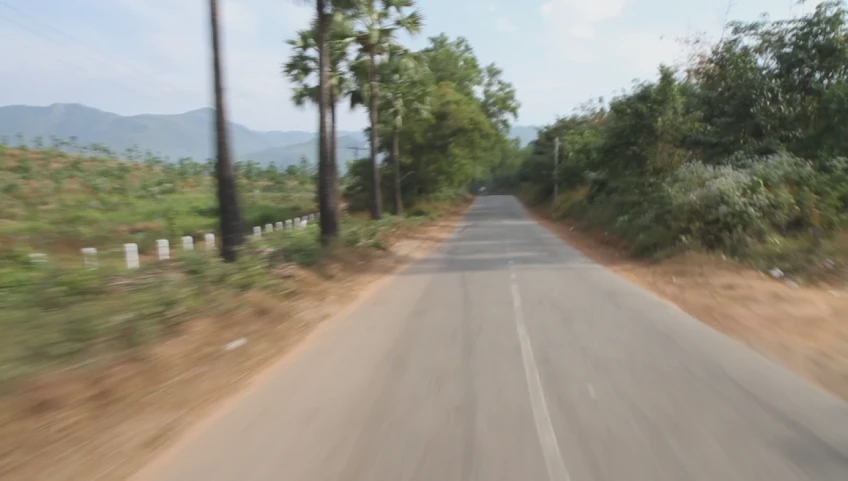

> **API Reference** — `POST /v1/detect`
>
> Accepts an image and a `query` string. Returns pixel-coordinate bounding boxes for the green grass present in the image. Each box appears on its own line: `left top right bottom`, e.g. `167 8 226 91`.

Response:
0 143 468 388
0 146 316 257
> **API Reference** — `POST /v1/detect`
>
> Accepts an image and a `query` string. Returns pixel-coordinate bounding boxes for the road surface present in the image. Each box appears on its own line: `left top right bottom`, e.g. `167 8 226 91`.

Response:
138 196 848 481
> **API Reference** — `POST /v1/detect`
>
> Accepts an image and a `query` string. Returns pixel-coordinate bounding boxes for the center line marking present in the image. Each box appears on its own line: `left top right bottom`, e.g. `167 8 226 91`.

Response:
508 261 572 481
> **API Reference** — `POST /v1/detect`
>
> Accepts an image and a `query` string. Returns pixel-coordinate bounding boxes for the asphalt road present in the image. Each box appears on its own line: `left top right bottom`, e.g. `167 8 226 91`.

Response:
137 196 848 481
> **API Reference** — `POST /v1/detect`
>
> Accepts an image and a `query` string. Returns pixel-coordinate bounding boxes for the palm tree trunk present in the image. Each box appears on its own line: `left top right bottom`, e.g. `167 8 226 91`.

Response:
330 91 341 220
317 0 339 243
330 91 337 171
209 0 243 262
368 49 382 220
391 126 403 216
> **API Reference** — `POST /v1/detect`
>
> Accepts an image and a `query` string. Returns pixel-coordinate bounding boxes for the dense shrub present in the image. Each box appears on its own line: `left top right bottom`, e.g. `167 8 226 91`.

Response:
554 154 847 258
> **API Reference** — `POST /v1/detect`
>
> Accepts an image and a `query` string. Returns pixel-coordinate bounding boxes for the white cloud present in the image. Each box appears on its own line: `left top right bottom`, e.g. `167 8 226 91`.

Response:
485 3 519 33
541 0 627 40
494 17 519 33
540 0 628 63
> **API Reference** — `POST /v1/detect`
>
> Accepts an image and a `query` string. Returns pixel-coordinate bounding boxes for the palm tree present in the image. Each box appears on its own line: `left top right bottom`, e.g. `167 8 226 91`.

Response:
289 0 361 242
379 47 429 215
285 0 337 242
292 0 360 242
349 0 423 219
283 13 355 230
208 0 244 261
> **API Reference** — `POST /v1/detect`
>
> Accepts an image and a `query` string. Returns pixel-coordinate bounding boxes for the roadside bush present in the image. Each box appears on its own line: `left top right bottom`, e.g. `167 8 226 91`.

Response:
663 162 778 252
517 182 549 206
558 153 845 258
551 185 590 219
342 159 393 213
274 229 324 266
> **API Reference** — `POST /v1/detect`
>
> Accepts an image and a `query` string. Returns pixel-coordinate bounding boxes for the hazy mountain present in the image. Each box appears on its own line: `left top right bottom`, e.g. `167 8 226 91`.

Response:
509 125 538 147
0 103 315 162
0 103 536 167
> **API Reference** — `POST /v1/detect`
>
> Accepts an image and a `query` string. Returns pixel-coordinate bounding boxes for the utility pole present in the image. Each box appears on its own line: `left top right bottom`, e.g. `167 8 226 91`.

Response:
472 157 477 193
209 0 244 262
553 137 560 199
347 145 367 159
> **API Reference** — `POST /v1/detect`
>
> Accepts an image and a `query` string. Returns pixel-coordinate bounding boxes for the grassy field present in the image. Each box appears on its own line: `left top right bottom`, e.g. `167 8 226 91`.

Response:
0 143 315 258
0 141 461 388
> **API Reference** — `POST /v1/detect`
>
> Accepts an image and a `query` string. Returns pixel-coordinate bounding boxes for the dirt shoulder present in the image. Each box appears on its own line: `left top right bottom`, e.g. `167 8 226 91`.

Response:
0 207 467 481
527 204 848 401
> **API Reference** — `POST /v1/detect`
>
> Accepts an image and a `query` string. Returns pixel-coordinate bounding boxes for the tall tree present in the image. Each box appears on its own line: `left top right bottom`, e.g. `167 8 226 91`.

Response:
208 0 244 262
394 82 496 195
283 12 355 230
379 47 430 215
480 63 520 134
420 34 481 96
350 0 423 219
313 0 337 241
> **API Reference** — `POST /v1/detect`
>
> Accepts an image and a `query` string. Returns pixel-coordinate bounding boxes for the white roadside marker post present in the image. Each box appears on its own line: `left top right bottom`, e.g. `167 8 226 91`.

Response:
156 239 170 260
124 243 140 269
81 247 98 267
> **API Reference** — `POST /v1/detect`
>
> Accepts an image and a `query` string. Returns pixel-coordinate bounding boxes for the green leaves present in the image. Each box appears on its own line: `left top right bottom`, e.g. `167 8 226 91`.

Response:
691 1 848 160
378 47 430 128
282 7 359 108
481 63 520 134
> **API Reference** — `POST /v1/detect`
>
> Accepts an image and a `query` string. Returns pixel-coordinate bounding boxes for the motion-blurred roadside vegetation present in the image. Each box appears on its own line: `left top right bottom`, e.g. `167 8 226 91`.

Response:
0 139 466 387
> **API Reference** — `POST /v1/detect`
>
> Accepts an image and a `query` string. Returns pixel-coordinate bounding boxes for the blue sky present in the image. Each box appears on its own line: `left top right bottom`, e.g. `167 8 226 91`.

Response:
0 0 816 132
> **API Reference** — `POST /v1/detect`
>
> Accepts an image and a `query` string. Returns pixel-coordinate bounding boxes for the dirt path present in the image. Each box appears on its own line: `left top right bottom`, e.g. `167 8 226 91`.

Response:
529 207 848 400
0 208 467 481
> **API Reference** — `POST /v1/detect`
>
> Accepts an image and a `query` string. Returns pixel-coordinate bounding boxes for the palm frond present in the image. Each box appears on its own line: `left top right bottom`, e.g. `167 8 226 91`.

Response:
396 9 423 34
291 85 319 107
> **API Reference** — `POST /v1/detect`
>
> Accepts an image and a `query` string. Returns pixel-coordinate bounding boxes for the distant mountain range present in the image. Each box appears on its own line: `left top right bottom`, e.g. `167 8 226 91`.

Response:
0 103 538 169
508 125 538 147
